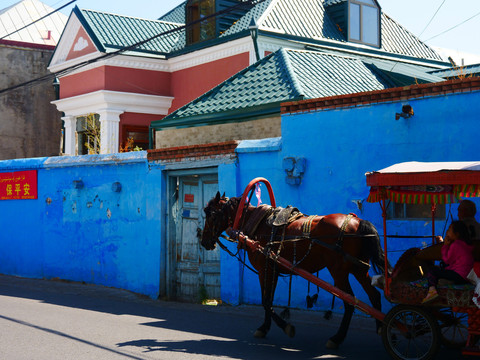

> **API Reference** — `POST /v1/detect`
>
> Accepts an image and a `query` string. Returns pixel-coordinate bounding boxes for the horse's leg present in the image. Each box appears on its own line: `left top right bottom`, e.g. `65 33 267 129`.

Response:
254 261 295 338
254 259 274 338
326 275 354 349
269 270 295 338
353 270 382 334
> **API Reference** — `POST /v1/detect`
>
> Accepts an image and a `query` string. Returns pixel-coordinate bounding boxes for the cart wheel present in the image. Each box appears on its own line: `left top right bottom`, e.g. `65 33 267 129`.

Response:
382 305 440 360
433 308 468 348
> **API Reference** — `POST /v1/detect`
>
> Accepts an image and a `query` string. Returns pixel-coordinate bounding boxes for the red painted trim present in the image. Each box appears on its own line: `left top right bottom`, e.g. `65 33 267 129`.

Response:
0 39 55 50
366 171 480 187
282 77 480 114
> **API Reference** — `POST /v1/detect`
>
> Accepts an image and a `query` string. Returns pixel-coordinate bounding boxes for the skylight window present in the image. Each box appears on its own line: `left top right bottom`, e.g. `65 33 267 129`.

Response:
348 0 380 47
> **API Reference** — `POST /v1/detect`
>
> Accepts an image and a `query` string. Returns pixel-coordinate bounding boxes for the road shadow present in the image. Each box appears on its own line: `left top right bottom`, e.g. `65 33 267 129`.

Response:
0 275 465 360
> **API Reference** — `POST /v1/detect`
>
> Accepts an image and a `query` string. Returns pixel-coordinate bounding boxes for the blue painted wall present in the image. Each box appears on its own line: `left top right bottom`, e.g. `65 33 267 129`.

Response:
219 90 480 313
1 89 479 315
0 152 165 298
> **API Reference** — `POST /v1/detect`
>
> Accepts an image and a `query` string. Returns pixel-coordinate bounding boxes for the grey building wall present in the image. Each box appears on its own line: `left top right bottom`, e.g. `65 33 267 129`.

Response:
0 42 61 160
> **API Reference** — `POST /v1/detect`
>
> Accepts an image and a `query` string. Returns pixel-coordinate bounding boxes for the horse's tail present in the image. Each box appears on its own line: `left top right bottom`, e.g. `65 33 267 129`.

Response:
357 220 391 275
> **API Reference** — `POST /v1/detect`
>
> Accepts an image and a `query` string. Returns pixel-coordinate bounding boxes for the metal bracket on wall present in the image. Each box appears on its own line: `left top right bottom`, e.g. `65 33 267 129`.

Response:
283 157 306 185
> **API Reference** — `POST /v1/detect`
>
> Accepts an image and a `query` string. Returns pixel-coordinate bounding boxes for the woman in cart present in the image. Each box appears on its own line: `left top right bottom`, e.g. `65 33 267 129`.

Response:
422 220 474 303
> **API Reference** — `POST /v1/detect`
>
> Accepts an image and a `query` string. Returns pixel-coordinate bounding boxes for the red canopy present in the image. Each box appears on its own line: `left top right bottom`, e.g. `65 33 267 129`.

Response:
366 162 480 204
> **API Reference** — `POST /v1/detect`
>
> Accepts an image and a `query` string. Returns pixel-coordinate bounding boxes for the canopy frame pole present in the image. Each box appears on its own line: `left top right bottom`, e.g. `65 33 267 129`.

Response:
380 198 390 298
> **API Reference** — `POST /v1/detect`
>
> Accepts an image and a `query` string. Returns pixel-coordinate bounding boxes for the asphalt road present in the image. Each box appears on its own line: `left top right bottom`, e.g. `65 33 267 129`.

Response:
0 275 464 359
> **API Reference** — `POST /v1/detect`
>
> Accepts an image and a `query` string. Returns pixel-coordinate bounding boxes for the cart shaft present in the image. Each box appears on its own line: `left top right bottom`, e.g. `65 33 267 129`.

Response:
227 228 386 322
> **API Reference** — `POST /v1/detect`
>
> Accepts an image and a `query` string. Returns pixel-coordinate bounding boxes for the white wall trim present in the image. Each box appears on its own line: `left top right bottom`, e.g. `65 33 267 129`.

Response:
50 35 253 75
52 90 174 116
49 14 83 68
168 36 252 72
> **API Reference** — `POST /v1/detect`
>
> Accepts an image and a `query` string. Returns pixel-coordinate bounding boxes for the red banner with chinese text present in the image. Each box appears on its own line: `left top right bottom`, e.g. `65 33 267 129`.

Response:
0 170 38 200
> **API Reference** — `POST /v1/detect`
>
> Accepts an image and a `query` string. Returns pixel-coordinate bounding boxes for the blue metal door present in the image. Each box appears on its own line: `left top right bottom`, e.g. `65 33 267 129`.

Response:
173 174 220 302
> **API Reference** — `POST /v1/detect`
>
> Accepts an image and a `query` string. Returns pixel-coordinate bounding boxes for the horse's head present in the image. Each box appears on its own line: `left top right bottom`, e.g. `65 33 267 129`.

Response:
201 191 231 250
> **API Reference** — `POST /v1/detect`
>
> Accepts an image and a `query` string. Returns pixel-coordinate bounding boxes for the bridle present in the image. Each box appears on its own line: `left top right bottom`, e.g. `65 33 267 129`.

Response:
203 197 236 245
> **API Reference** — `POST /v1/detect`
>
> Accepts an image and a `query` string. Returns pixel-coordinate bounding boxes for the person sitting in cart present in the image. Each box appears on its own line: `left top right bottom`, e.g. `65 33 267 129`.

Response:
422 220 474 303
458 199 480 241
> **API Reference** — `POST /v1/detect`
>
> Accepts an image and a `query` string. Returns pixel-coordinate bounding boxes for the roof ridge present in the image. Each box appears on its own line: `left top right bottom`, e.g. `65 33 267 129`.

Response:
256 0 278 28
280 49 305 98
81 7 168 23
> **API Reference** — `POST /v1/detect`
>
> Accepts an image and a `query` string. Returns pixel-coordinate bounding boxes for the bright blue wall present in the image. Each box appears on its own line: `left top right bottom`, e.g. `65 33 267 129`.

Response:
0 152 164 298
220 90 480 313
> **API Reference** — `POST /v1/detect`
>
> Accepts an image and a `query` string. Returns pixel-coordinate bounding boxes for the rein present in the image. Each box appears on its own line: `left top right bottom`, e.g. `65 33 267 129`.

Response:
216 234 259 275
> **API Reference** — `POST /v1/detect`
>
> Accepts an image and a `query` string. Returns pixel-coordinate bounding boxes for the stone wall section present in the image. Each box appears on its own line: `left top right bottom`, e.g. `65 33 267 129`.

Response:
0 42 61 160
155 116 281 148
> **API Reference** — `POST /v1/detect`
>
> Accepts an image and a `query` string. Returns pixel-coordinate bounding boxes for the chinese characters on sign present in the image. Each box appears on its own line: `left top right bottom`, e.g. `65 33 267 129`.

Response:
0 170 38 200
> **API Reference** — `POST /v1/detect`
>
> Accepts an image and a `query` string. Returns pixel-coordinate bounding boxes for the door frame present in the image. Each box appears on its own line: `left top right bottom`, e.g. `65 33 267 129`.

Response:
165 167 218 300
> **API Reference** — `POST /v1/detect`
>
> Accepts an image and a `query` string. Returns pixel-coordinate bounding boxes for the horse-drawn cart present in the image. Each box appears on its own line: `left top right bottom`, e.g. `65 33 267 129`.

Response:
366 161 480 359
201 161 480 360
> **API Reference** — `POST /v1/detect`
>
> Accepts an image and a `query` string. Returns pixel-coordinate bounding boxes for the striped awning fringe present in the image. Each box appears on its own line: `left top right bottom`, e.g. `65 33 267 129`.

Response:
367 184 480 204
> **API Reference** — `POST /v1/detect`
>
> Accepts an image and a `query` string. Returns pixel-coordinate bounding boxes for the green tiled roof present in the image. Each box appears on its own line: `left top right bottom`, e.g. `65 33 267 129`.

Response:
429 64 480 79
220 0 442 61
380 14 440 61
157 2 185 24
223 0 345 42
77 7 182 55
152 48 441 130
287 50 389 98
74 0 443 62
155 49 303 128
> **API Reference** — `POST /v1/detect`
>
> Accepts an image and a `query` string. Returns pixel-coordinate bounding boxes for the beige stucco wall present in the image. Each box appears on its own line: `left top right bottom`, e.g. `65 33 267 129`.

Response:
155 116 281 148
0 44 62 160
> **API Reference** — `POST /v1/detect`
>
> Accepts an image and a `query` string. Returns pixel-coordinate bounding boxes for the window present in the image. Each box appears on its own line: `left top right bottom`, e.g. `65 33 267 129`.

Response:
122 125 149 151
186 0 216 45
387 202 446 220
348 0 380 47
76 114 100 155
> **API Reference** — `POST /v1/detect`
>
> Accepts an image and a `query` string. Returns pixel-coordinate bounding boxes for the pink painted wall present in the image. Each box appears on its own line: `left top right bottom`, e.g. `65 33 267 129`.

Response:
60 66 171 98
169 52 249 112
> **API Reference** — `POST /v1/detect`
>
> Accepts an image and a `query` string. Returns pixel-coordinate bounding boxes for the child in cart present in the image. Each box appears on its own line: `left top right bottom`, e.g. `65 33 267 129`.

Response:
422 220 474 303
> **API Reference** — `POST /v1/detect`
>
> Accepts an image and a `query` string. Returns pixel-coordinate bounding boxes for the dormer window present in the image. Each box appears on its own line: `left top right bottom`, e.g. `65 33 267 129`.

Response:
186 0 216 45
186 0 255 46
348 0 380 47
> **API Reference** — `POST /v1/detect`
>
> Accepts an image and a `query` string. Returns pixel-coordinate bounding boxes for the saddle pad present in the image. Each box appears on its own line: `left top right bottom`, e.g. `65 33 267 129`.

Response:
243 205 274 236
266 205 303 227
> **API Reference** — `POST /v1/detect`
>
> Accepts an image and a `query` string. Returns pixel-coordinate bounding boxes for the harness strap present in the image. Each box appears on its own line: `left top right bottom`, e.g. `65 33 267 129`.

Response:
337 213 355 248
302 215 316 237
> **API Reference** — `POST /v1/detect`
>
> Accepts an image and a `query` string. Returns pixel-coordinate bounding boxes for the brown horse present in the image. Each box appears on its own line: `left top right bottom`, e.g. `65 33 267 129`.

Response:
201 192 389 349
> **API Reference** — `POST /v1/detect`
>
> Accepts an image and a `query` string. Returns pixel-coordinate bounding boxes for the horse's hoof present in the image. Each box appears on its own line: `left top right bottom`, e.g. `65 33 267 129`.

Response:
284 324 295 338
254 329 266 338
326 339 339 349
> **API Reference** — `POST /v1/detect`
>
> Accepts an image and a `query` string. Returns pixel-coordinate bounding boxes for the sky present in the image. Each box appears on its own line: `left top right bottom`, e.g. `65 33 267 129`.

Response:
40 0 480 62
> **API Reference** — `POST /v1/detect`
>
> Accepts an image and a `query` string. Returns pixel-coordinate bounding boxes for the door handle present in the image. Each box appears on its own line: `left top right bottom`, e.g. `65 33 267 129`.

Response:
196 227 203 239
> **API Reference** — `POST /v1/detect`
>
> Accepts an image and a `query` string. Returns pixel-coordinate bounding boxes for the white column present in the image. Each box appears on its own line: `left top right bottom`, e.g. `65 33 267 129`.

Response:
62 115 77 155
97 109 123 154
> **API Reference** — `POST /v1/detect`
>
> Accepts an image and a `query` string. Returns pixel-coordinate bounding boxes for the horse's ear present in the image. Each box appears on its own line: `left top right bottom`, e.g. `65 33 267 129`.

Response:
215 191 221 202
222 192 226 198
